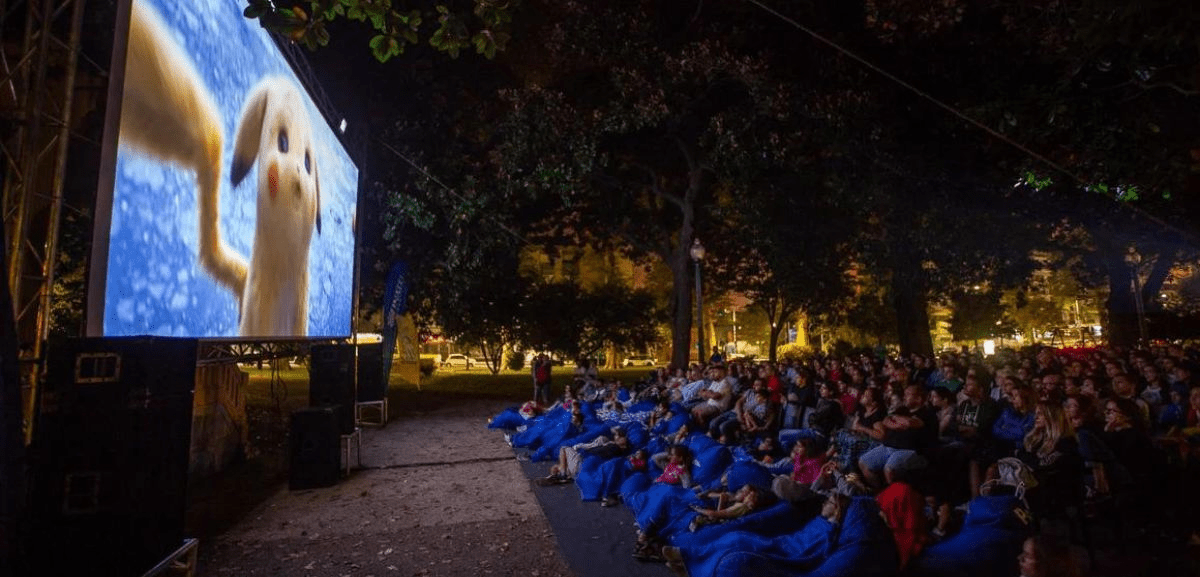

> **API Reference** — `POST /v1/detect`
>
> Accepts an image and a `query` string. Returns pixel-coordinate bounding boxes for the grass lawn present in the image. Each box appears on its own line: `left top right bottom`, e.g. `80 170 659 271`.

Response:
240 364 660 415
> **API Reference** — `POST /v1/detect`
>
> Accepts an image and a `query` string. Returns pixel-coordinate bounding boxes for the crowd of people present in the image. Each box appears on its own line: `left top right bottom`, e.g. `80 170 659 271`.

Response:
489 344 1200 577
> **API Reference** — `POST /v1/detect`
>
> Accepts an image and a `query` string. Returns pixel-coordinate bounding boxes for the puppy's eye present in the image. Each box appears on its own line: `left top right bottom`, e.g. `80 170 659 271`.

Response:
278 129 289 153
304 150 312 174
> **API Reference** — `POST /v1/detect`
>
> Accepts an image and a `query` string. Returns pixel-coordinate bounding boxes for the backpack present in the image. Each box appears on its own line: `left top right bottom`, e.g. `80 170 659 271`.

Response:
983 457 1039 500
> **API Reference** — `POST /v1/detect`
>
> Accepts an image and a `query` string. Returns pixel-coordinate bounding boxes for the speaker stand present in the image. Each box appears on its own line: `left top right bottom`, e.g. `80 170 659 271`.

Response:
355 399 388 427
340 428 362 475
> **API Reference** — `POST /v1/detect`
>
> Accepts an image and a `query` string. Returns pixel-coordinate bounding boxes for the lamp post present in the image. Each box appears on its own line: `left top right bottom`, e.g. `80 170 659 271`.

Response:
690 238 706 362
1124 246 1148 345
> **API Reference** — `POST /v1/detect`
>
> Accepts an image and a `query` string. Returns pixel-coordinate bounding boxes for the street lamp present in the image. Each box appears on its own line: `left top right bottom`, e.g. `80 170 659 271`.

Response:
690 238 706 362
1124 246 1148 345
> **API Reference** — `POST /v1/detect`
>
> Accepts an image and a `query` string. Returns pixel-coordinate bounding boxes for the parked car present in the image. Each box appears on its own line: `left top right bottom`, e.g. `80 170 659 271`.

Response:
622 355 656 367
441 354 476 369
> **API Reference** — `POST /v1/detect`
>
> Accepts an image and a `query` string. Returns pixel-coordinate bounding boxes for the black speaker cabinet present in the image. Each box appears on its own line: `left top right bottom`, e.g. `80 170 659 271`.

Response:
289 407 340 490
356 343 385 402
28 337 197 576
309 344 355 434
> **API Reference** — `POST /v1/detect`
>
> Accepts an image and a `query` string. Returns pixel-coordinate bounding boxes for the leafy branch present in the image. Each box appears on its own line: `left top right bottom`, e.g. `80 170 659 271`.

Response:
243 0 516 62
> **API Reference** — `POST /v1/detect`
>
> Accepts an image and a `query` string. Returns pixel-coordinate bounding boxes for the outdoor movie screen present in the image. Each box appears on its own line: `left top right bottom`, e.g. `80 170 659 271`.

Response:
96 0 357 339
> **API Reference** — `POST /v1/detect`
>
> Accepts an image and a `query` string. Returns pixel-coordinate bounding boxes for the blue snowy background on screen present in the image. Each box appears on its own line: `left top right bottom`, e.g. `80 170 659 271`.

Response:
106 0 357 338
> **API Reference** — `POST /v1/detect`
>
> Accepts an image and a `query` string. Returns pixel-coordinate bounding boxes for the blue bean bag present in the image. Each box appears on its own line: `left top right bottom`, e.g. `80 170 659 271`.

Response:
619 470 654 502
778 429 828 455
573 424 650 501
686 433 721 456
576 454 644 501
651 408 691 437
909 495 1031 577
531 422 610 462
685 497 896 577
724 461 774 492
487 406 528 429
669 499 809 550
510 407 572 450
626 481 703 533
692 444 734 489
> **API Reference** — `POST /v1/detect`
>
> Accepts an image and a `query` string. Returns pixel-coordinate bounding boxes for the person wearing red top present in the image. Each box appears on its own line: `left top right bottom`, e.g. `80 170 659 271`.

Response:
876 479 928 571
826 358 845 384
838 380 859 417
760 363 784 405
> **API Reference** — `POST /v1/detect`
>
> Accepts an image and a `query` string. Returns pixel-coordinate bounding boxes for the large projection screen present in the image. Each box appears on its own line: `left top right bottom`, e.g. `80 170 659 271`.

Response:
89 0 358 339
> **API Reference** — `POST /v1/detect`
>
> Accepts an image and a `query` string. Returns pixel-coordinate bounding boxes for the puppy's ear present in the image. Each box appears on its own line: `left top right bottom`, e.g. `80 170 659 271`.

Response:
231 84 271 186
314 160 322 235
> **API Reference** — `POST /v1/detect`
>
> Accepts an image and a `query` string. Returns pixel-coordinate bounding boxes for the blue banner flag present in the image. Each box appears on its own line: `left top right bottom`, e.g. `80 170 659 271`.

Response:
380 261 410 381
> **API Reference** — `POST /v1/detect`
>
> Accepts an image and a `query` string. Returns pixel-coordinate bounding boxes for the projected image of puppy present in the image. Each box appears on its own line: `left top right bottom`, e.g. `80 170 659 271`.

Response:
227 77 323 336
118 0 320 336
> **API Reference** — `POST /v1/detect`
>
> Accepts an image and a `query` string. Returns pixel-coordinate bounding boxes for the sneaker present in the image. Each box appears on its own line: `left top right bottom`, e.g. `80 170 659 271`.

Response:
666 559 688 577
601 496 618 507
554 474 572 485
503 433 513 446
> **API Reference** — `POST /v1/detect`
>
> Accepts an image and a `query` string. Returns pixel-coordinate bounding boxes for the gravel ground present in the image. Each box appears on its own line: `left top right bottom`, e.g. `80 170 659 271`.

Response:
196 398 572 577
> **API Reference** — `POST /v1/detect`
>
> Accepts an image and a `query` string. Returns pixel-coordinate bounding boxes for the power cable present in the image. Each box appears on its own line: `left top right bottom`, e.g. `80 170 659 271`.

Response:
378 138 535 249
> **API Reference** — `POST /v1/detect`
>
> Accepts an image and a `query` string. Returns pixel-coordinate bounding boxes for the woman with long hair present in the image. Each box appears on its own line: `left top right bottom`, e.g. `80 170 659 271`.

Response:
1021 402 1076 468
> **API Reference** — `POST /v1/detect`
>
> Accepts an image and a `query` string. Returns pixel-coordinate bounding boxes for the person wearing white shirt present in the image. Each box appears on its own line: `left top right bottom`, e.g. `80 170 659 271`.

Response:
691 365 734 427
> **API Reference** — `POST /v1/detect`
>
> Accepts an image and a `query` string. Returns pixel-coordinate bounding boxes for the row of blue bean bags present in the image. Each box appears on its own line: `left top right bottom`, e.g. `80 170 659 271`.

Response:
490 402 1030 577
492 398 660 461
691 495 1030 577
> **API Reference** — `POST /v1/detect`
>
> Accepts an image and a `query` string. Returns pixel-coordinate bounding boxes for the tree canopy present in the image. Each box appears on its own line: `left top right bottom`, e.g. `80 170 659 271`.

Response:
293 0 1200 357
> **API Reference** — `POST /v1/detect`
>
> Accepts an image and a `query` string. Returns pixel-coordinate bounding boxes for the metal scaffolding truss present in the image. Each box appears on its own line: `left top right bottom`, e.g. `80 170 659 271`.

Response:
197 338 349 366
2 0 88 354
2 0 90 439
275 36 345 137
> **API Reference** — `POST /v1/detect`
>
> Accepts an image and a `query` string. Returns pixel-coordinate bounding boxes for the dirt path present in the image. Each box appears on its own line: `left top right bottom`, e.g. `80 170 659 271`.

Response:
198 398 572 577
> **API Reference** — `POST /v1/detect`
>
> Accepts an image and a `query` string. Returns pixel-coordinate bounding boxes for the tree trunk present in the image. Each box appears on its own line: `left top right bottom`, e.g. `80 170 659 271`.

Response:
670 243 694 370
1141 250 1174 316
1105 253 1139 348
892 267 934 358
768 324 784 362
604 343 619 370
